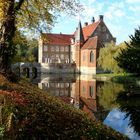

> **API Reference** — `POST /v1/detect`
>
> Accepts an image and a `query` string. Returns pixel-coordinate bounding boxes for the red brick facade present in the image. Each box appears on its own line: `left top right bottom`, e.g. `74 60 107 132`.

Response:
39 15 116 74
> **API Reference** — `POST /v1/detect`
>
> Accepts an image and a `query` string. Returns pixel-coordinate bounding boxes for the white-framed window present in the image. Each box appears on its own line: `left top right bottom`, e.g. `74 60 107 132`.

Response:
56 46 59 52
43 45 48 51
65 46 69 52
60 46 64 52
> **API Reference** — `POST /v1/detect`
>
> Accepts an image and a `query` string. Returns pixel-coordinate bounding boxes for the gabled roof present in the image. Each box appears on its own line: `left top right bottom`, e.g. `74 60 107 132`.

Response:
82 21 100 41
41 33 74 45
82 36 98 50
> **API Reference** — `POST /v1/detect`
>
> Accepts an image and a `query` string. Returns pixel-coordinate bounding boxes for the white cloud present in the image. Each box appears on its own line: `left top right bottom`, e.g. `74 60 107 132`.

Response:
126 0 140 3
104 2 125 21
129 5 140 12
114 9 125 17
87 0 96 5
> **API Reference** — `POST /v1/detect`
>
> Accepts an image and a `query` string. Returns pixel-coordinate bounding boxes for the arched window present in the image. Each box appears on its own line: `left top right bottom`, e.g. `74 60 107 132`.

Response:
90 51 94 62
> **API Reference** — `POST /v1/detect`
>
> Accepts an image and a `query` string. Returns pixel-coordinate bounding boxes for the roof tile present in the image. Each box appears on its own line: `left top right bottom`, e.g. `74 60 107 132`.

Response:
41 33 74 45
82 36 98 50
82 21 100 40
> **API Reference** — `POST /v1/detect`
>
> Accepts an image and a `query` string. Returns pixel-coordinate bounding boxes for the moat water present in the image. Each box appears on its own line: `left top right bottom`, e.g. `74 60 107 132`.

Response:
31 74 140 140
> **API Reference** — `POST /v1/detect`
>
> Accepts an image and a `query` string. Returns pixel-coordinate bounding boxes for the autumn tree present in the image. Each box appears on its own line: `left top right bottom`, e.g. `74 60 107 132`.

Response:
0 0 81 81
115 27 140 73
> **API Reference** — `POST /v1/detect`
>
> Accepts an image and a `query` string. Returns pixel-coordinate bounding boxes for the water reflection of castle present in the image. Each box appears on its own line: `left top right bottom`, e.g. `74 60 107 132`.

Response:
36 74 108 121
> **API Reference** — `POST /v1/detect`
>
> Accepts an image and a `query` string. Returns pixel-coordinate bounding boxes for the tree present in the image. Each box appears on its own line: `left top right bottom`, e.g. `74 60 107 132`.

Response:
13 32 38 63
12 30 29 62
0 0 81 81
97 43 125 73
115 27 140 73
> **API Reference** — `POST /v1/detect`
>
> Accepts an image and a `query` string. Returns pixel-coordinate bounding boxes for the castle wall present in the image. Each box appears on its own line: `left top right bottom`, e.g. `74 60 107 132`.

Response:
38 38 43 63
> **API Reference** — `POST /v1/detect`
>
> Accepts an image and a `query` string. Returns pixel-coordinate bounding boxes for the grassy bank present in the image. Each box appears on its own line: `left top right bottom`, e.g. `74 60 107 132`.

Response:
0 74 129 140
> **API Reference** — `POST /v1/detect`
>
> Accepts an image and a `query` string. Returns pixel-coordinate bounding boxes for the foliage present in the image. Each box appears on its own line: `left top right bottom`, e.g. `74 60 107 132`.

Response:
98 43 126 73
16 0 82 32
0 125 5 137
115 27 140 73
13 31 38 63
0 74 129 140
97 81 124 110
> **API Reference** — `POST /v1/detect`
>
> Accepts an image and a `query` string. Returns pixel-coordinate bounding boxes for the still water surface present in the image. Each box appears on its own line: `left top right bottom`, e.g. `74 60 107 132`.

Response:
31 74 140 140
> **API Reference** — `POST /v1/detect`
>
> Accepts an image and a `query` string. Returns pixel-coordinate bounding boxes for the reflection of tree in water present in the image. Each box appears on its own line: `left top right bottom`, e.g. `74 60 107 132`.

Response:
97 81 124 110
116 82 140 136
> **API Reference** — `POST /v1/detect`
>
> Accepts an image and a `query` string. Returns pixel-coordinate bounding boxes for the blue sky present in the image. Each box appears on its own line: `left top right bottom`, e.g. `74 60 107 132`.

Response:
104 108 140 140
52 0 140 44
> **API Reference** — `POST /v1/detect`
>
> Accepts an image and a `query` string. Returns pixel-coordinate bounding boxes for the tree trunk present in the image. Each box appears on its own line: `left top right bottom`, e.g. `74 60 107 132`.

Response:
0 0 18 82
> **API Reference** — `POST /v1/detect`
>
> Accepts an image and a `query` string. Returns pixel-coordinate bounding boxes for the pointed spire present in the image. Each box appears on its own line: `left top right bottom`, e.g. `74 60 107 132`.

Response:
75 21 84 43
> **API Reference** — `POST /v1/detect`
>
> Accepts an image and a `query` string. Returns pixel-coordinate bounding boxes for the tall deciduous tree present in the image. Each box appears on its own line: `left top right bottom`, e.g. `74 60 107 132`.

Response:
0 0 81 81
115 27 140 73
97 43 125 73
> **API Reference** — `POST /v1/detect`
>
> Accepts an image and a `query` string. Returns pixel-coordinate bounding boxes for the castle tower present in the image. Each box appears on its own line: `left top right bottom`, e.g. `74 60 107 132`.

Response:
74 21 84 73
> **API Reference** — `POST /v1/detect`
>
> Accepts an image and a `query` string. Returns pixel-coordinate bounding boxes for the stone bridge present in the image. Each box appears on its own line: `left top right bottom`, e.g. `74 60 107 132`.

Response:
12 62 76 77
12 62 41 78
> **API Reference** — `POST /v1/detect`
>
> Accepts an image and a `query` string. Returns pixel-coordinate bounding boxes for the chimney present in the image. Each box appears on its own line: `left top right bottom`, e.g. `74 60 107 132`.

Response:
84 22 88 26
91 17 95 23
99 15 104 21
